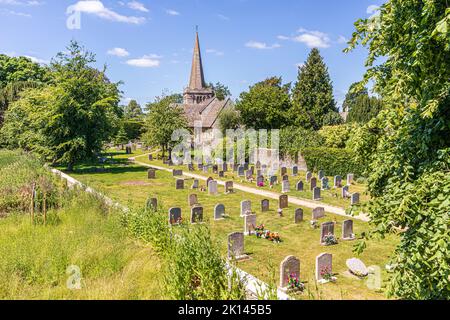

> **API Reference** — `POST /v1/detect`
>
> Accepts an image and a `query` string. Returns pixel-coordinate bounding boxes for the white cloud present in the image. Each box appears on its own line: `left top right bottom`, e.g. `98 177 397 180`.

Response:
24 55 48 64
70 1 146 24
293 28 330 48
0 8 31 17
367 5 379 15
0 0 44 5
245 41 281 50
337 35 349 44
166 9 180 16
277 35 290 41
126 54 161 68
217 14 229 21
206 48 224 56
127 1 148 13
107 47 129 57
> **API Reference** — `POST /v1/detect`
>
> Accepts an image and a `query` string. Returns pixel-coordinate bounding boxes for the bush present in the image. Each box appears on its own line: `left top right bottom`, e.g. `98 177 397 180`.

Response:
318 124 358 149
302 147 364 177
280 126 324 158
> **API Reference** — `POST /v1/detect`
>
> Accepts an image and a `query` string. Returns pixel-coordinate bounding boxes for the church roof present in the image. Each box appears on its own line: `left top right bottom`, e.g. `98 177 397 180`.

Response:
188 32 206 90
176 97 232 128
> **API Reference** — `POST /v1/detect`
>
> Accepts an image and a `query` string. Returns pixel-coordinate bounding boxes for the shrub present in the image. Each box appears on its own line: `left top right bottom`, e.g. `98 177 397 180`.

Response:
302 147 364 177
318 124 358 149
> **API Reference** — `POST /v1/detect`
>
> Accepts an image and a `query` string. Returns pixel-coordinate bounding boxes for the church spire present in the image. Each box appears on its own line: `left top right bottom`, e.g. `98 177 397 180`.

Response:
188 30 206 89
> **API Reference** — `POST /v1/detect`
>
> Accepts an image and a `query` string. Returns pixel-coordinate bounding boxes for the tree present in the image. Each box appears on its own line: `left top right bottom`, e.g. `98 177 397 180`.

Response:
235 77 291 129
114 125 128 147
218 108 240 133
119 99 144 141
291 48 338 130
343 83 383 123
122 99 143 119
0 41 121 170
341 82 368 113
346 0 450 299
142 93 188 159
208 82 231 101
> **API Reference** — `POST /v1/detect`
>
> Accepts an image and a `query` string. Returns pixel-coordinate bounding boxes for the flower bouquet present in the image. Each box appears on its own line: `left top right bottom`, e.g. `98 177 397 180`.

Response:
320 266 335 282
287 273 305 292
323 233 338 245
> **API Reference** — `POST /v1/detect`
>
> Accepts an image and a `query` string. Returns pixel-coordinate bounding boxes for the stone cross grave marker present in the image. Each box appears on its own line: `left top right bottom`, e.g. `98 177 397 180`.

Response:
279 255 300 289
320 222 335 245
294 208 303 223
168 207 182 225
279 194 288 209
214 204 225 220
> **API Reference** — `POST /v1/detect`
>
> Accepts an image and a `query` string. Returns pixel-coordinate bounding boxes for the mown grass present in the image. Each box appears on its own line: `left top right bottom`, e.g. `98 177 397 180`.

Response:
0 150 164 300
69 149 399 300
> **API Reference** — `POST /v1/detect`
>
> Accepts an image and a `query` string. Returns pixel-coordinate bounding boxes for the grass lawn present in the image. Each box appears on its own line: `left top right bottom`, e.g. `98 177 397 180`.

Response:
131 151 369 210
67 149 398 300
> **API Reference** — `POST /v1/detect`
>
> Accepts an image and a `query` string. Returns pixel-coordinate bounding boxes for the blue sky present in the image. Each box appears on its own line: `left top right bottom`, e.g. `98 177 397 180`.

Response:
0 0 383 109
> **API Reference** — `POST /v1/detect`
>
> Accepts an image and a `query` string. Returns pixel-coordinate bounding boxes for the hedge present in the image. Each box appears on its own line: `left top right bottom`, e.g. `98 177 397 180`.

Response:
301 147 365 177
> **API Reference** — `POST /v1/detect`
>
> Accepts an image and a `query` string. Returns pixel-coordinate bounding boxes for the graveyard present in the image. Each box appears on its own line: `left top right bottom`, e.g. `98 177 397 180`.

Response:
66 149 398 300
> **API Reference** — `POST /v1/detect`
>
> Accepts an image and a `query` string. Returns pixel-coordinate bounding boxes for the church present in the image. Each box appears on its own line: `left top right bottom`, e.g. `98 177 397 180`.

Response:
175 31 234 132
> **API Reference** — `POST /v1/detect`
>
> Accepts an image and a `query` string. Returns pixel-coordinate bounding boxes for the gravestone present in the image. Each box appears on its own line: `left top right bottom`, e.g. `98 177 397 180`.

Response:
347 173 354 184
206 177 214 186
208 180 218 195
279 255 300 289
282 180 290 193
228 232 248 260
176 179 184 190
198 163 203 170
292 166 298 176
310 177 317 190
212 165 218 174
188 163 194 171
279 195 288 209
321 177 329 190
191 179 199 189
233 164 239 172
238 166 245 176
294 208 303 223
243 163 249 170
147 169 156 179
334 175 342 188
240 200 252 217
342 219 355 240
188 194 198 207
256 175 264 186
315 253 333 282
190 205 203 224
244 214 257 235
218 171 224 177
173 169 183 176
351 193 360 205
282 175 289 181
312 207 325 220
222 163 228 172
202 166 209 173
246 170 252 180
342 185 349 198
168 207 182 225
250 166 255 175
281 167 287 176
148 154 153 161
256 161 261 169
346 258 368 277
256 169 262 177
146 197 157 211
270 175 278 185
306 171 312 182
261 199 270 212
313 187 321 200
320 222 335 245
225 181 233 193
296 180 304 191
318 170 325 180
214 204 225 220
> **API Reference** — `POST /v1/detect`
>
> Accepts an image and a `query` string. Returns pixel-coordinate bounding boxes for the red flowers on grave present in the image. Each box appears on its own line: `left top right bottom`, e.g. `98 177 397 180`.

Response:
258 181 264 187
254 224 282 243
287 273 305 291
320 266 333 281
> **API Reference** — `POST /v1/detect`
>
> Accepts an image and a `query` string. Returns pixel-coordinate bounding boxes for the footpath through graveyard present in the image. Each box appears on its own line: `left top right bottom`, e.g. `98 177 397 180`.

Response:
132 155 370 222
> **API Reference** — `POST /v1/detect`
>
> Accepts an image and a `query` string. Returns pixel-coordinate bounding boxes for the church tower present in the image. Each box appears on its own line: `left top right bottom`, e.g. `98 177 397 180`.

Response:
183 30 214 104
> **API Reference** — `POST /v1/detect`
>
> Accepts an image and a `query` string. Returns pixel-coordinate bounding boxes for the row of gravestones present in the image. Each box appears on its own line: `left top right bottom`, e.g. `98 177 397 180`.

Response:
168 203 228 225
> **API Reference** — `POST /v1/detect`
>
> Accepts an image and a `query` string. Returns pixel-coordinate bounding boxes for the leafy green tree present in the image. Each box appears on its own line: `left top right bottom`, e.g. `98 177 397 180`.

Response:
0 41 121 170
218 108 240 133
114 125 129 147
235 77 291 129
122 99 143 119
208 82 231 101
142 93 188 159
291 48 338 130
279 126 325 158
342 82 368 113
343 83 383 123
346 0 450 299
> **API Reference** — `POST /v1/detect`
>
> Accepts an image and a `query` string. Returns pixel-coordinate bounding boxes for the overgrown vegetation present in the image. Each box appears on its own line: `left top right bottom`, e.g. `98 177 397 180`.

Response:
302 147 364 177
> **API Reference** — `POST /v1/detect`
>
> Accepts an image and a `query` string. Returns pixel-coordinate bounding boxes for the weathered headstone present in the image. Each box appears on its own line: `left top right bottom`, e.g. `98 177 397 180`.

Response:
334 175 342 188
342 219 355 240
218 171 224 177
198 163 203 170
347 173 354 185
243 163 249 170
245 170 252 180
270 175 278 185
279 194 288 209
320 222 335 245
225 181 233 193
228 232 248 260
256 161 261 169
346 258 368 277
281 167 287 176
342 185 349 198
206 177 214 186
222 163 228 172
240 200 252 217
146 197 157 211
212 164 218 174
214 204 225 220
256 175 264 186
351 193 360 205
188 163 194 171
173 169 182 176
261 199 270 212
148 154 153 161
294 208 303 223
315 253 333 282
191 179 199 189
296 180 304 191
292 166 298 176
306 171 312 182
188 194 198 206
190 205 203 224
208 180 218 195
282 175 289 181
312 207 325 220
321 177 329 190
168 207 182 225
244 214 257 235
318 170 325 180
279 255 300 289
202 166 209 173
313 187 321 200
310 177 317 190
282 180 290 193
238 166 245 176
147 169 156 179
176 179 184 190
